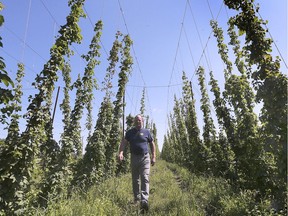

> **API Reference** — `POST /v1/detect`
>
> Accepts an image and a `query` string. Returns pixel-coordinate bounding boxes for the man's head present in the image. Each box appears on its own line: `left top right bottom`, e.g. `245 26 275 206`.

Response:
134 114 144 130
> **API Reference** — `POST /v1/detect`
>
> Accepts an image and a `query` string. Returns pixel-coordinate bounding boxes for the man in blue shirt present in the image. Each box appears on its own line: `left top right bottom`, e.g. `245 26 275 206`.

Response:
118 114 156 212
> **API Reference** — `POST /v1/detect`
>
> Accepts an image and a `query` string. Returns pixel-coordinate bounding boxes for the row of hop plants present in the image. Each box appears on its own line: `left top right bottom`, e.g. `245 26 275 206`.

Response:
161 0 287 214
0 0 159 215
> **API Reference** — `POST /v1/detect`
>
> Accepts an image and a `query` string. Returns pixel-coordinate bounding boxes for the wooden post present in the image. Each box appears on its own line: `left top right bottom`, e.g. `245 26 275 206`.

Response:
52 86 60 124
190 81 194 100
122 88 125 137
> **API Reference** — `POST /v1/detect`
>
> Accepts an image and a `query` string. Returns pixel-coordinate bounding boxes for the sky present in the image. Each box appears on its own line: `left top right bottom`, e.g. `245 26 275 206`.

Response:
0 0 287 151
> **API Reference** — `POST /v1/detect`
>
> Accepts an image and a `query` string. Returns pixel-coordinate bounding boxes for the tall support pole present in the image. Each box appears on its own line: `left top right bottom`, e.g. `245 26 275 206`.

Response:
52 86 60 124
190 81 194 100
122 88 125 137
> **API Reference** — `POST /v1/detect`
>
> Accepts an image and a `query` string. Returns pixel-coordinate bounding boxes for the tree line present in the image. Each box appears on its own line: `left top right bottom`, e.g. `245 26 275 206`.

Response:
161 0 287 213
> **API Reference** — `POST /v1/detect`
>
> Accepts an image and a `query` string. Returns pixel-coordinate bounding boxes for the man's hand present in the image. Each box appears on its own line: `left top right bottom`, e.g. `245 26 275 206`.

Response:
151 157 156 166
149 141 156 166
118 139 127 162
118 151 124 162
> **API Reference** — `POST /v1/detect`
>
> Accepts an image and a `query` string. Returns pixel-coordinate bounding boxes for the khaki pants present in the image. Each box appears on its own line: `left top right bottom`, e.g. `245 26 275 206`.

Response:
131 153 150 203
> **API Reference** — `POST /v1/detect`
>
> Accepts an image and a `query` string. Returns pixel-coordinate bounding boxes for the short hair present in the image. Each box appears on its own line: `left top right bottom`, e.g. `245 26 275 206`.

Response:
134 114 144 123
135 114 142 118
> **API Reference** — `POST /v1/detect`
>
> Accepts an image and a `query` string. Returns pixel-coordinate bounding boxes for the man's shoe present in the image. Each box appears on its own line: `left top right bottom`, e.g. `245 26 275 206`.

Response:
140 201 149 212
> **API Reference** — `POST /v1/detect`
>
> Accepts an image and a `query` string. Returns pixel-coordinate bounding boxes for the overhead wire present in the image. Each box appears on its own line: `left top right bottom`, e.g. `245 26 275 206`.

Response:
167 1 188 87
83 5 109 58
187 0 214 78
1 49 39 75
2 1 105 140
183 25 197 69
195 0 225 116
127 83 182 88
3 26 47 63
2 0 45 115
3 0 284 141
39 0 92 67
187 0 225 81
206 0 215 20
174 52 185 97
3 0 91 75
171 0 226 132
125 90 138 115
117 0 154 121
39 0 57 24
21 0 32 62
165 0 189 132
99 0 105 18
117 0 142 115
1 25 52 101
253 2 288 69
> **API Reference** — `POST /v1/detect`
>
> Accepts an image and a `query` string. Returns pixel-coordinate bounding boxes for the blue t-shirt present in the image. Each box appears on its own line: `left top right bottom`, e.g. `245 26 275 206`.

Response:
125 127 153 155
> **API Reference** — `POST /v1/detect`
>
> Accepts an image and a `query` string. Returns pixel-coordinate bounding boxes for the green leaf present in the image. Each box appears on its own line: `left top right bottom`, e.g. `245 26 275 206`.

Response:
0 73 14 87
0 15 4 26
239 29 245 36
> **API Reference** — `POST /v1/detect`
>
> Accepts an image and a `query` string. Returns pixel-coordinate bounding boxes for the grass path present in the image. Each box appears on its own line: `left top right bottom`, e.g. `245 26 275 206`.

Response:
36 160 243 215
147 160 203 215
98 160 206 215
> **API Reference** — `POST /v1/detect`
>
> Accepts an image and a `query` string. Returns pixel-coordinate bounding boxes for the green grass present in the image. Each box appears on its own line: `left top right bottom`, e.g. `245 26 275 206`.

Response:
31 160 286 216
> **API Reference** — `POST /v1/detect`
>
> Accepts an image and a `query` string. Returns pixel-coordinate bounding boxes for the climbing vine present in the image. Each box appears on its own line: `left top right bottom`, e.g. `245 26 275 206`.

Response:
0 0 85 214
163 1 287 213
106 33 133 177
0 2 14 123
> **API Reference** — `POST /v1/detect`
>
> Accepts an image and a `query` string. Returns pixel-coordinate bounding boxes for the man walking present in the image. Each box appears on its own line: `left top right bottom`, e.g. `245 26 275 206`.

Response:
118 114 156 212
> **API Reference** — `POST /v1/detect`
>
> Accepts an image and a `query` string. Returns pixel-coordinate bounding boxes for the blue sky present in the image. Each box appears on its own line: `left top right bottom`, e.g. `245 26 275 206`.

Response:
1 0 287 151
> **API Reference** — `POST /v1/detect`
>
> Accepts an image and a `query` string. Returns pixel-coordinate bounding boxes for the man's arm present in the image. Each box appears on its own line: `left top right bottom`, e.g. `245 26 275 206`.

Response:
149 141 156 166
118 138 128 161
